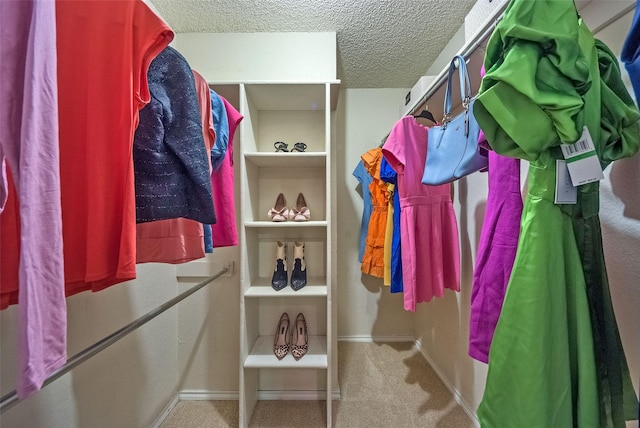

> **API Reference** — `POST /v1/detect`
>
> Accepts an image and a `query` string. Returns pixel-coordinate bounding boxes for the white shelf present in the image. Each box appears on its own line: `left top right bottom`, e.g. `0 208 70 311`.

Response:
244 335 328 369
239 81 336 428
245 83 327 111
245 152 327 168
245 285 328 298
244 220 327 228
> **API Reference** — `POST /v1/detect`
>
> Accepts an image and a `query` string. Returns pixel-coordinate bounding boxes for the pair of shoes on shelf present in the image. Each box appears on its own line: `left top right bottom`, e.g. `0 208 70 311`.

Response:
271 241 307 291
267 193 310 222
274 141 307 152
273 312 308 360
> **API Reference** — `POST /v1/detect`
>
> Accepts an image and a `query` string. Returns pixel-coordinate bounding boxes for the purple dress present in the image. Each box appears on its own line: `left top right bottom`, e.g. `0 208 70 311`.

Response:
468 150 522 363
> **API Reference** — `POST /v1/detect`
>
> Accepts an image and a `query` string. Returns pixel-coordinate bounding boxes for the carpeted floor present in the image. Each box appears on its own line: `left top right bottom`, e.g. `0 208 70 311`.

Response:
160 341 476 427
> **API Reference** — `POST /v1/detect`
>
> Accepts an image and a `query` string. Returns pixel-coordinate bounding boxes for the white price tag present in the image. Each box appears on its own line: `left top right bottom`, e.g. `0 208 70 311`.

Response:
560 126 604 186
555 160 577 204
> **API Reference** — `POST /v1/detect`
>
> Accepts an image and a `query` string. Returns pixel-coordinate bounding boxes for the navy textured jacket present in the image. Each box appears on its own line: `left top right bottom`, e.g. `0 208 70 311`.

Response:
133 46 216 224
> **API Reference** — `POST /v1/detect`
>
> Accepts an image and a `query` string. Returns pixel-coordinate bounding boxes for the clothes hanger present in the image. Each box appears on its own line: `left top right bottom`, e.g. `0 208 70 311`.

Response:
413 107 436 124
378 132 390 148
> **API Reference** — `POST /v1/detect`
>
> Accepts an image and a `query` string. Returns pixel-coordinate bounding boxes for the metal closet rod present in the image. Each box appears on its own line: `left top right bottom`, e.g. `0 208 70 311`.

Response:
0 267 229 414
407 0 637 118
407 11 506 118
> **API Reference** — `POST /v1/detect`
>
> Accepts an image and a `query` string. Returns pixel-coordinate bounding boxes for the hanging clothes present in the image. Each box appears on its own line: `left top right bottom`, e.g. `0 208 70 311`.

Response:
621 0 640 104
194 71 217 172
352 160 374 263
0 171 19 308
468 69 523 364
133 46 215 225
203 88 231 251
209 89 230 173
135 69 216 264
360 147 389 279
0 0 66 398
379 157 403 293
474 0 639 426
468 150 522 363
209 96 243 247
55 0 173 297
382 181 394 286
382 116 460 312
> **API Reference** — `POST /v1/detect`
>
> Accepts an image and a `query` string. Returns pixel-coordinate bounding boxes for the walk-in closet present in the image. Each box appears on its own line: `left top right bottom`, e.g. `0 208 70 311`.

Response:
1 1 638 427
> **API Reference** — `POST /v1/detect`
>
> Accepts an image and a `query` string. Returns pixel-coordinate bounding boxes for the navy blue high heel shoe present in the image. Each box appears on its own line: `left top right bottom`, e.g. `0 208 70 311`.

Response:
290 241 307 291
271 241 288 291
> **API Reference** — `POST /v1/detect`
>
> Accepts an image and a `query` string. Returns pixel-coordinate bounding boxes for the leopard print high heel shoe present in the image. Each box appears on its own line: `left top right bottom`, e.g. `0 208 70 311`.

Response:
273 312 290 360
290 313 308 360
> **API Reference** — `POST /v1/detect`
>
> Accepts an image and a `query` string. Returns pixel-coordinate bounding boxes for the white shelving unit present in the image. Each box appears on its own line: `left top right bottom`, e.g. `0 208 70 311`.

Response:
238 81 339 428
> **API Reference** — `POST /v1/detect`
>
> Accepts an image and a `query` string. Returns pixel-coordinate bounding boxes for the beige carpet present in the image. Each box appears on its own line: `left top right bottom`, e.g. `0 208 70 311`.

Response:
160 342 476 428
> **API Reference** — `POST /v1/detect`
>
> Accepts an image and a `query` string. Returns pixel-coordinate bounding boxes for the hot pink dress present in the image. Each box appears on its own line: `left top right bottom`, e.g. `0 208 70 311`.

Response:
210 97 243 247
382 116 460 311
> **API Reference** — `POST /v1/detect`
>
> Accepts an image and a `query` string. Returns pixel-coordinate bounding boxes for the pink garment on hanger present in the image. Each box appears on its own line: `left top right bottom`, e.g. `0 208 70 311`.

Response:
209 96 243 247
0 0 67 398
382 116 460 311
136 70 214 264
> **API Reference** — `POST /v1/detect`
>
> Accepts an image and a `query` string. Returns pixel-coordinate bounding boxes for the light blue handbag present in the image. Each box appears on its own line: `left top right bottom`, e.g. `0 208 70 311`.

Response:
421 55 488 185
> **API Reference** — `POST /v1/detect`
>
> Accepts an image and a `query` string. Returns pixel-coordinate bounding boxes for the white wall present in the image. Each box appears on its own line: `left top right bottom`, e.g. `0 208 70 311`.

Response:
334 88 415 340
170 32 337 83
595 11 640 423
176 250 241 394
0 264 180 428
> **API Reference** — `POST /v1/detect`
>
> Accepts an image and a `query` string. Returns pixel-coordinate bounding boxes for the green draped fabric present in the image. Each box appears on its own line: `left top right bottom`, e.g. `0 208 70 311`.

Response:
473 0 639 427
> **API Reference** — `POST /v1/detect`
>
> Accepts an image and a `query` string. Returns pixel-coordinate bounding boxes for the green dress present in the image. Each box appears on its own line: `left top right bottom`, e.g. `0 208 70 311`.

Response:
473 1 639 427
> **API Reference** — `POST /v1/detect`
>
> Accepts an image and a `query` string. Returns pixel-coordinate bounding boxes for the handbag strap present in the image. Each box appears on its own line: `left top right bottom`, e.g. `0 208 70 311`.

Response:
443 55 472 122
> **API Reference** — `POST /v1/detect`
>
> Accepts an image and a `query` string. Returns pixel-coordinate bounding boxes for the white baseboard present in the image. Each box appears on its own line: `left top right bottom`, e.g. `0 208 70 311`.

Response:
337 335 414 342
413 339 480 428
149 393 180 428
177 388 341 402
154 339 475 427
258 388 341 401
179 390 239 400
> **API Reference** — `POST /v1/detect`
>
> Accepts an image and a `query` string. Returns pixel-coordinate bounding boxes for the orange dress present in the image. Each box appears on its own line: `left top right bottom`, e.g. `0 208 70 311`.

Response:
360 148 389 279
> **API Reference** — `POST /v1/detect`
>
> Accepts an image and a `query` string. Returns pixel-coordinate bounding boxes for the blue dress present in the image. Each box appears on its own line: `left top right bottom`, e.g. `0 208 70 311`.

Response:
352 160 373 263
379 157 403 293
622 0 640 104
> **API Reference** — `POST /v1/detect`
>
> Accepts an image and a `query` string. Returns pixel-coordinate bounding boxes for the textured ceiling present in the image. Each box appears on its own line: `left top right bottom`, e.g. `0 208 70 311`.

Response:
149 0 478 88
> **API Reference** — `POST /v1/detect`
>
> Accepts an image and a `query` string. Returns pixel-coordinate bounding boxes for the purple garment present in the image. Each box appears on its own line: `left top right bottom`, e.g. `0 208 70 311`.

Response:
0 0 67 398
468 151 522 363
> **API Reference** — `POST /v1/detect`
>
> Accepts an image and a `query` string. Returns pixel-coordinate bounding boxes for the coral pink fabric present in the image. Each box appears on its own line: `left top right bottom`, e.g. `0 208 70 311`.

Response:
210 96 243 247
56 0 173 295
136 218 204 264
382 116 460 311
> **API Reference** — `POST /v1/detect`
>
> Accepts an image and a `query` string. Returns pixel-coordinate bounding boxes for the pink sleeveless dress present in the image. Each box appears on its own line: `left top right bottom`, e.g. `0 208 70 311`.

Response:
382 116 460 311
